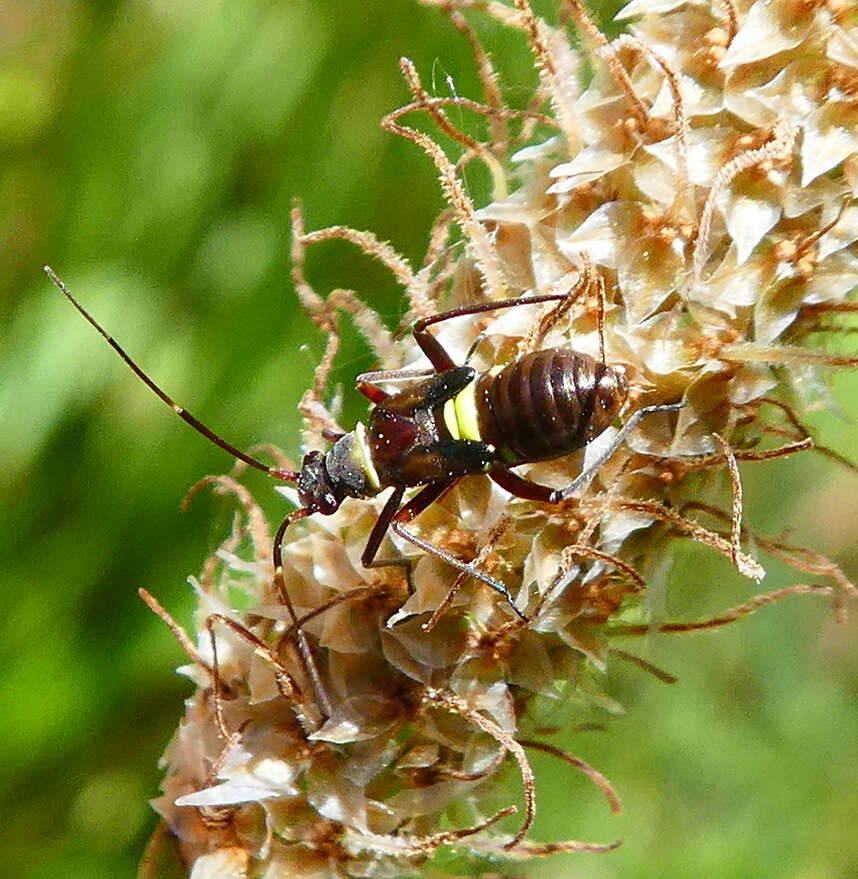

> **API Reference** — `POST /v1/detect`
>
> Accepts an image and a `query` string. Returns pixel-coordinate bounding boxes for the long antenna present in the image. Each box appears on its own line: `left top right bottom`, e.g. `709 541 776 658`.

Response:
45 266 299 482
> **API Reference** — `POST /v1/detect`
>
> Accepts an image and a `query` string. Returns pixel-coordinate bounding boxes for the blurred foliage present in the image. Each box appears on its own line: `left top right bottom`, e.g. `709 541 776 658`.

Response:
0 1 856 877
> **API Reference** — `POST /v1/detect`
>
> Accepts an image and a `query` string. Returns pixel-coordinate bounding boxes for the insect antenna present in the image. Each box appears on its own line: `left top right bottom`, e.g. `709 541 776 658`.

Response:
45 266 299 483
48 266 338 721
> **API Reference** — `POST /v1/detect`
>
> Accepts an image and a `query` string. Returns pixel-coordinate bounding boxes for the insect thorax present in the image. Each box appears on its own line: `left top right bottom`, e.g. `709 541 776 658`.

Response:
327 424 381 499
298 426 380 514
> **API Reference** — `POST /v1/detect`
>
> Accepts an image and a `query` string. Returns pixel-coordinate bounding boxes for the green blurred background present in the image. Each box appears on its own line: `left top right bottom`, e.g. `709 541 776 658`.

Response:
1 1 857 877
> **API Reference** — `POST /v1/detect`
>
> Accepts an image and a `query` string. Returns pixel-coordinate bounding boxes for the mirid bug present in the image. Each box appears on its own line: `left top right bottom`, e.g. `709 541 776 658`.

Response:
46 267 682 625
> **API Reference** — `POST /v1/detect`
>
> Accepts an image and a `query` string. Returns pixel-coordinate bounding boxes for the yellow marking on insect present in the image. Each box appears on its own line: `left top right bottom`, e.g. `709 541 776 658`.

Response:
352 422 381 490
443 379 482 442
443 399 459 439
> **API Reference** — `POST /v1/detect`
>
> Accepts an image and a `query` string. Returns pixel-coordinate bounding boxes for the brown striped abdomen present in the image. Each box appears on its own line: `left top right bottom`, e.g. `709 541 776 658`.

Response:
475 349 627 464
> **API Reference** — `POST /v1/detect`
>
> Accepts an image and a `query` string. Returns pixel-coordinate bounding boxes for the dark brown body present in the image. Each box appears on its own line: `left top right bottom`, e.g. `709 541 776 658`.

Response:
476 349 628 464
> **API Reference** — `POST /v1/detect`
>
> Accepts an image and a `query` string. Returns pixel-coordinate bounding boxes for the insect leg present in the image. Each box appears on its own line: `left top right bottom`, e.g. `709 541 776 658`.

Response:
272 507 333 720
557 402 686 501
356 379 390 404
357 367 436 384
273 508 311 623
387 482 529 622
361 486 406 568
356 368 436 404
490 467 557 502
413 293 575 371
464 330 487 364
491 403 686 503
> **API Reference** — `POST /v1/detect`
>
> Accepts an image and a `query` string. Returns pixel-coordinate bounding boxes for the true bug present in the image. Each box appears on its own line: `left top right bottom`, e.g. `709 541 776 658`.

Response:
46 267 681 624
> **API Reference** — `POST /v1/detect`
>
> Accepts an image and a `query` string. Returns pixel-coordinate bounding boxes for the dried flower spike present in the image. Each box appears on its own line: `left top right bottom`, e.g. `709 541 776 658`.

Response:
131 1 858 876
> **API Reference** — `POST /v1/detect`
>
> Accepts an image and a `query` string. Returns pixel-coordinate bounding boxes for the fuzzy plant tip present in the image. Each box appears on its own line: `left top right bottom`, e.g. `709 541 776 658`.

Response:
141 1 858 877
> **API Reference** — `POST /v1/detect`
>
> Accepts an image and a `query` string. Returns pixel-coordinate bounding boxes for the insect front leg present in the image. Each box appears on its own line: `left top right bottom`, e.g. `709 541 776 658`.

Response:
360 485 407 569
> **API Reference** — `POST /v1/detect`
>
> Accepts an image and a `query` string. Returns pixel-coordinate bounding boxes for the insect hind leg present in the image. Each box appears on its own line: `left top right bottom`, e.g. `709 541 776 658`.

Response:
558 401 686 501
412 292 574 372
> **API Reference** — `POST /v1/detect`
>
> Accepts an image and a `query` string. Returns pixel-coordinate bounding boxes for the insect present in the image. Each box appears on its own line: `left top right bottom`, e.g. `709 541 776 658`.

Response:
46 266 682 624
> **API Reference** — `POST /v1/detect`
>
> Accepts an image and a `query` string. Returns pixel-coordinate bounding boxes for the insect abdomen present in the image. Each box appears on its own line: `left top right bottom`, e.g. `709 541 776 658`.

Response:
476 348 625 464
